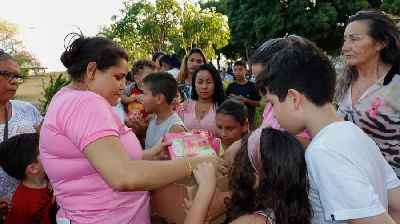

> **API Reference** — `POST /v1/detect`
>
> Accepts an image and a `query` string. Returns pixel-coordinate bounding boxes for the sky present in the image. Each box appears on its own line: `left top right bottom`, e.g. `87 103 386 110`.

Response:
0 0 125 71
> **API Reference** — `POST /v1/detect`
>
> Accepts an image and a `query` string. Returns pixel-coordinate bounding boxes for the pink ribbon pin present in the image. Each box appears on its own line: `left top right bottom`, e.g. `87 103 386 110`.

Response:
365 97 381 119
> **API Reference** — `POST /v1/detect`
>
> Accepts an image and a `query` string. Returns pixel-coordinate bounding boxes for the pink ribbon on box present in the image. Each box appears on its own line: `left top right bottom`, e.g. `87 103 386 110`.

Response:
365 97 381 119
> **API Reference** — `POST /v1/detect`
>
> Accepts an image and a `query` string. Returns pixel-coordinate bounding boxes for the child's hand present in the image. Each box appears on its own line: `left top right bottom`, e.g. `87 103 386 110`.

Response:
149 138 171 160
193 162 217 193
0 198 11 219
237 95 248 103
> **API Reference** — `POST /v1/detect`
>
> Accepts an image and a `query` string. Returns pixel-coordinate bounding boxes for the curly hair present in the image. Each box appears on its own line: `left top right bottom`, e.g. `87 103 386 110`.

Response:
225 128 311 224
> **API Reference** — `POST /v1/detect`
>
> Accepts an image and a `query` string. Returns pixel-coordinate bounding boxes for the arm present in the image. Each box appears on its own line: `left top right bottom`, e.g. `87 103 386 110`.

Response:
83 136 219 191
388 186 400 223
348 213 395 224
238 96 260 107
184 162 217 224
0 199 10 218
120 95 137 104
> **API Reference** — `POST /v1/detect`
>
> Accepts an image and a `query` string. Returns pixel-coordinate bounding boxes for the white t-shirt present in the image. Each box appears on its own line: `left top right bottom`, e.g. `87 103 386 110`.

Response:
0 100 43 200
306 121 400 223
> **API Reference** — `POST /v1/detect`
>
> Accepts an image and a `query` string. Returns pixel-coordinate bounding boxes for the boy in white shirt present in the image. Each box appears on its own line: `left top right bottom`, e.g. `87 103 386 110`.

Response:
256 37 400 223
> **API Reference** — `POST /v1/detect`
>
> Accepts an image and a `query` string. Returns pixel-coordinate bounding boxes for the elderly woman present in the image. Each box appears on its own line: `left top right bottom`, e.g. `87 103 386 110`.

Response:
337 10 400 177
0 50 42 200
39 35 220 223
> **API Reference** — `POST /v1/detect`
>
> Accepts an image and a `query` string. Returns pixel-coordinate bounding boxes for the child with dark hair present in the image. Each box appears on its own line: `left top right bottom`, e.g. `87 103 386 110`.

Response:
152 51 166 71
185 127 311 224
159 54 181 78
216 99 249 151
0 133 53 224
142 72 186 149
259 37 400 223
171 86 184 111
226 60 261 128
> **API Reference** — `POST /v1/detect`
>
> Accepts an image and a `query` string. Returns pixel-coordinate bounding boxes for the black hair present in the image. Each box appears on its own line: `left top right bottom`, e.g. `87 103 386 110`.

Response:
336 10 400 101
0 133 40 180
152 51 166 62
60 35 128 81
191 64 225 106
225 127 311 224
142 72 178 104
131 59 156 78
125 71 133 82
216 99 248 125
251 38 290 66
257 37 336 106
0 49 16 63
159 54 181 69
177 85 185 101
233 60 247 68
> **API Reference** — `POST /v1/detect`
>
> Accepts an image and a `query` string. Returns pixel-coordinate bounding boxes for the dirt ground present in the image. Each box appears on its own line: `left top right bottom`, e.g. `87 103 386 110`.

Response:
14 75 52 108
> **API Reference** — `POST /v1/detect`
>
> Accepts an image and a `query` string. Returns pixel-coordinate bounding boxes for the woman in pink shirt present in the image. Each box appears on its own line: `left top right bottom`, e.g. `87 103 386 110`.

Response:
176 64 225 136
39 35 220 224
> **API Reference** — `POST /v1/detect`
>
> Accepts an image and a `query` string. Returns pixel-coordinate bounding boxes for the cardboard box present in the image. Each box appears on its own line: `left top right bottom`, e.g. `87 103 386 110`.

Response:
151 175 229 224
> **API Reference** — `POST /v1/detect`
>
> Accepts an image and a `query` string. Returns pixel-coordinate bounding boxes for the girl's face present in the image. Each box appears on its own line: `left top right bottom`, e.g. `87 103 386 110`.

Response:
171 90 183 110
187 53 204 75
342 20 385 67
251 62 264 77
195 70 215 101
0 59 20 102
216 113 247 148
89 58 128 106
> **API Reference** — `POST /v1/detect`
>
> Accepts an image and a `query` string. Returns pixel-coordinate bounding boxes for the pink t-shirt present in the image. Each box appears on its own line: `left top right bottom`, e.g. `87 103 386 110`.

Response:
176 100 217 136
262 103 311 138
40 88 150 224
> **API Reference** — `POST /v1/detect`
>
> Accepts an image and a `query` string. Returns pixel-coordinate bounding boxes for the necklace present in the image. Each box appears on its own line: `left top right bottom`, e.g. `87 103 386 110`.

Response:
196 102 211 119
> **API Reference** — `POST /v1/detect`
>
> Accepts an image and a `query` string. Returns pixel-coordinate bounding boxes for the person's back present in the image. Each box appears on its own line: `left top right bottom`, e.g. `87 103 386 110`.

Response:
307 121 399 222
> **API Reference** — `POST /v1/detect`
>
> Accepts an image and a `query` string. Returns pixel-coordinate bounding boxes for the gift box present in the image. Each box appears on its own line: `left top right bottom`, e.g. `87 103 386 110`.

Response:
151 174 229 224
164 130 221 159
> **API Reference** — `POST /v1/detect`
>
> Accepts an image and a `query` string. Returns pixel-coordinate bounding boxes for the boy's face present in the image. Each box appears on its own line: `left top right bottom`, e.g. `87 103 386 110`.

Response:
141 83 159 113
266 90 305 135
134 66 155 87
233 65 246 81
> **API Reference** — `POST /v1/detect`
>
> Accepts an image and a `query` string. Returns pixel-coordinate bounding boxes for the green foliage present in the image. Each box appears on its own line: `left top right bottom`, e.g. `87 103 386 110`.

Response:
222 0 374 58
101 0 230 60
381 0 400 14
222 79 232 93
39 74 70 115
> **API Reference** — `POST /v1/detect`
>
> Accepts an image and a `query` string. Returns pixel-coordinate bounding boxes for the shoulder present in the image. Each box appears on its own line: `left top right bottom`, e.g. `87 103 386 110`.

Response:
11 100 38 111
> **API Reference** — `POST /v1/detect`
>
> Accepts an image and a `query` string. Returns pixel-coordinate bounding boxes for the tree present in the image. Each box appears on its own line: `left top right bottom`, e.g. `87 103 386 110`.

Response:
222 0 373 58
101 0 230 60
0 20 40 78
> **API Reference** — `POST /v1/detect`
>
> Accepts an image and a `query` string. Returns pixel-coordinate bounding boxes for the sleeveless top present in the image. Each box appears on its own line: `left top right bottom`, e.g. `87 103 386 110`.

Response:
145 113 185 149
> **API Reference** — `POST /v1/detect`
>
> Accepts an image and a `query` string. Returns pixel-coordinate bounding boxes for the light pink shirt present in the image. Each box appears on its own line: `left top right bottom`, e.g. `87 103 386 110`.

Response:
262 103 311 138
40 88 150 224
176 100 217 136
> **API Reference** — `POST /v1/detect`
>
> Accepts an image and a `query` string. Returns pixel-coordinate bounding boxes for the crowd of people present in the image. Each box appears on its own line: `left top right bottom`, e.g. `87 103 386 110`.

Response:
0 9 399 224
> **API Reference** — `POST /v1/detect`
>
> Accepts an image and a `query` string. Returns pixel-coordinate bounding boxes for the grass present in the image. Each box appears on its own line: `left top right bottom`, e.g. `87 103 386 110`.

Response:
14 72 67 108
254 98 268 129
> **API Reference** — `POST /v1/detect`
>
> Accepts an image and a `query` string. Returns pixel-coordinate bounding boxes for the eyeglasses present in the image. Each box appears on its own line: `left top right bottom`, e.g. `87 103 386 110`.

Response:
0 70 24 83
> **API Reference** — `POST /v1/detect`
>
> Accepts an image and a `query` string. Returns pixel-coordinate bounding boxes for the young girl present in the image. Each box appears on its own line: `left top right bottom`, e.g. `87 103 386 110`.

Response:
171 87 184 111
185 127 311 224
176 64 225 136
216 99 249 151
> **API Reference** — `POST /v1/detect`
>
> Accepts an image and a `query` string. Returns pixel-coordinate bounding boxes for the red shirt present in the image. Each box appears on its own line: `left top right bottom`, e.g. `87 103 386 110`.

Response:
5 182 52 224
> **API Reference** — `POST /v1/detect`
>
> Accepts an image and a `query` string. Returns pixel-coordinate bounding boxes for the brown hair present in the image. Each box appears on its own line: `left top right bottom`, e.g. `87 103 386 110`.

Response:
176 48 207 83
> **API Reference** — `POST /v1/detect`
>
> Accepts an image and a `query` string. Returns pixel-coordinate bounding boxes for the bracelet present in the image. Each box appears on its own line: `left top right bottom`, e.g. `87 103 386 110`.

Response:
186 158 193 178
